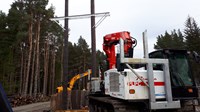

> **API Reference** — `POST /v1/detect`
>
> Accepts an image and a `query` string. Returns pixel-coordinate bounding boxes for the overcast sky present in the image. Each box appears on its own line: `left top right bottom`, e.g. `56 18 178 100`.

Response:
1 0 200 57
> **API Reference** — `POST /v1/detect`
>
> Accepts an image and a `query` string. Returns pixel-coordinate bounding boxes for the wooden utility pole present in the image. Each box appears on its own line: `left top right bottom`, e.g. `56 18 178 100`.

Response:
62 0 69 109
91 0 96 78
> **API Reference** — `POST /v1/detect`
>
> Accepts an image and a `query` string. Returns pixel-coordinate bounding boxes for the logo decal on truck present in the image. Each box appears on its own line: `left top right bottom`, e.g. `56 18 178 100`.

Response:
128 81 164 86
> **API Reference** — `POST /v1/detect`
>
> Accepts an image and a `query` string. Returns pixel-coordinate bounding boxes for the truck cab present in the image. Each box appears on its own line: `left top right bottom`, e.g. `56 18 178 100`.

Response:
149 49 198 99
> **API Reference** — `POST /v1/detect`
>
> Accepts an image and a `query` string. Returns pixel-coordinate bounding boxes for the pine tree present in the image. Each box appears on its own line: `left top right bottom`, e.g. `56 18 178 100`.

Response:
184 16 200 53
171 29 185 49
154 30 185 50
184 16 200 83
1 0 64 96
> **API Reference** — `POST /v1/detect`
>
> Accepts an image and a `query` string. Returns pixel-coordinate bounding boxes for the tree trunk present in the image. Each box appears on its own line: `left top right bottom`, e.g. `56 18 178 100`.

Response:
48 58 52 95
22 49 27 94
34 19 41 97
9 73 12 94
19 43 24 94
83 55 86 89
9 48 14 94
61 39 64 83
23 13 33 96
49 51 52 95
52 49 56 94
29 41 36 96
14 73 17 94
38 63 41 93
2 63 5 87
43 39 49 96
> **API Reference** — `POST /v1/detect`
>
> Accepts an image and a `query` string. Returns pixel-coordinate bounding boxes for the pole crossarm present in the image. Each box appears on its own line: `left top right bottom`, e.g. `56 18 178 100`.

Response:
50 12 110 20
50 12 110 30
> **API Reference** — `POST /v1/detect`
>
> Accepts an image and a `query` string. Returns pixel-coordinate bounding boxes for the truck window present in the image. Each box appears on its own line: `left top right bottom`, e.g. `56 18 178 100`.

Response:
168 53 193 86
149 51 164 70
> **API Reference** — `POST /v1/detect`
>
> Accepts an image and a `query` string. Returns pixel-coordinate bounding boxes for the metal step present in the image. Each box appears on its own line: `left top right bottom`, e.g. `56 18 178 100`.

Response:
150 101 180 110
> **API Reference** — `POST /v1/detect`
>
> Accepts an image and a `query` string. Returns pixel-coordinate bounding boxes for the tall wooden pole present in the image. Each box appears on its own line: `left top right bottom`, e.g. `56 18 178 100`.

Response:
91 0 96 78
62 0 69 109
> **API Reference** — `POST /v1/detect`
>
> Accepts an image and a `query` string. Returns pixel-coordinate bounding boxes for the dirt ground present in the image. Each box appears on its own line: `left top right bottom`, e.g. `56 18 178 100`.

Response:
55 110 88 112
12 101 50 112
56 110 89 112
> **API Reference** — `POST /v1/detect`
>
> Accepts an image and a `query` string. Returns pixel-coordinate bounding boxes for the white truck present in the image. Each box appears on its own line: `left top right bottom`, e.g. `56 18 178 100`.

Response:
88 31 199 112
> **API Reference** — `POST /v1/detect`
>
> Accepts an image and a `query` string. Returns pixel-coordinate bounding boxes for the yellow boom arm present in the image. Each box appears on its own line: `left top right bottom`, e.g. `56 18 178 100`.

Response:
67 69 91 91
56 69 91 92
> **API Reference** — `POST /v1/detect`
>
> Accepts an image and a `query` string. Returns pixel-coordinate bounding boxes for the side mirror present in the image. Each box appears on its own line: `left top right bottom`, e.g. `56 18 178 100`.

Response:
193 51 200 63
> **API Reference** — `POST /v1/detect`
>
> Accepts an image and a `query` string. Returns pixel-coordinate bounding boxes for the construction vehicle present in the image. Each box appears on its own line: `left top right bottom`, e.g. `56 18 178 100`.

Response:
56 69 91 93
88 31 199 111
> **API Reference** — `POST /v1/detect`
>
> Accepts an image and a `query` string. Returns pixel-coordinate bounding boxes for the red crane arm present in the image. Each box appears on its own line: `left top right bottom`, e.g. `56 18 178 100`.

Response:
103 31 136 69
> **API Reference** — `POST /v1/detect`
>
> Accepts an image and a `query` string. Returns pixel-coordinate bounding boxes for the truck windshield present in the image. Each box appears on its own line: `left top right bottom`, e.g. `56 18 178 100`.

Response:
169 53 193 86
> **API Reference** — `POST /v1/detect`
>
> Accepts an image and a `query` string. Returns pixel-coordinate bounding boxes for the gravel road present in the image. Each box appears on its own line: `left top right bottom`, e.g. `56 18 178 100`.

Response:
12 101 50 112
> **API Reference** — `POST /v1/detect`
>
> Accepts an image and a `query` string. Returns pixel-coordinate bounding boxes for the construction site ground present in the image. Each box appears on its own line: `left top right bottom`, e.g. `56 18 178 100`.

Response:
55 110 88 112
12 101 89 112
12 101 50 112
